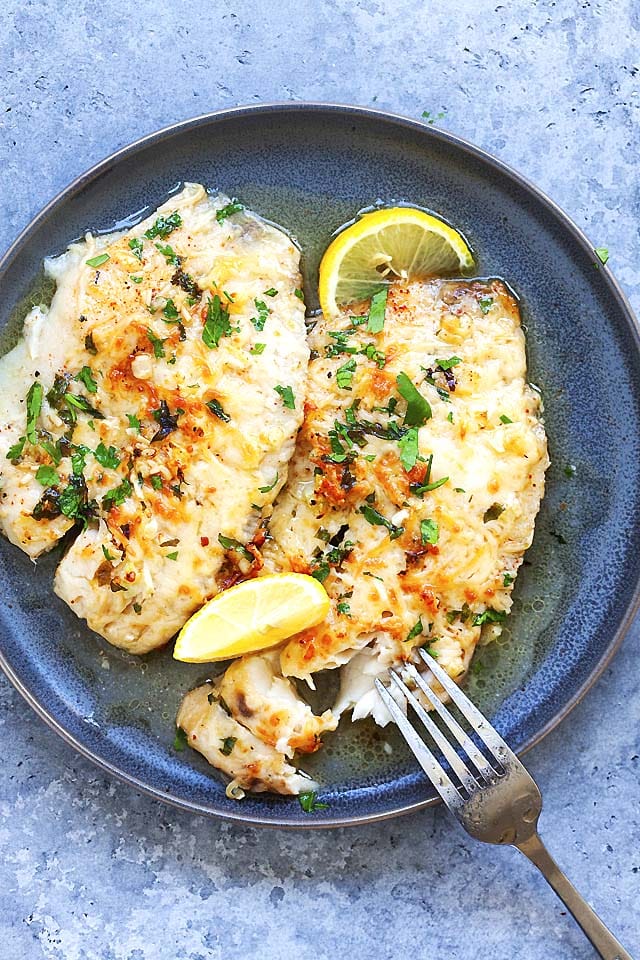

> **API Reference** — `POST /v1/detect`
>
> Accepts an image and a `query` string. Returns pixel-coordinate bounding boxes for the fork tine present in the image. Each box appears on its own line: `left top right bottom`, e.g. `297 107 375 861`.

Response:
404 663 501 782
418 649 513 768
374 679 463 812
388 669 480 795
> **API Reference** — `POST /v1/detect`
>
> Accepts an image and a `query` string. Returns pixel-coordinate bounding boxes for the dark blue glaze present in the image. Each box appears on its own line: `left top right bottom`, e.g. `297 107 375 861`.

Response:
1 104 639 828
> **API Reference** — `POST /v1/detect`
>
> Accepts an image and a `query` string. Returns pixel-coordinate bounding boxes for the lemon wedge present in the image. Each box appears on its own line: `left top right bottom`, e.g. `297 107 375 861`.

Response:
318 206 474 317
173 573 330 663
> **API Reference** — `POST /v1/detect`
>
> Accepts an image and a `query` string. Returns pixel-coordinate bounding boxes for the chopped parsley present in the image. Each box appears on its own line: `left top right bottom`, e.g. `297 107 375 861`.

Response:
274 385 295 409
102 478 133 510
483 503 505 522
94 442 120 469
162 298 180 320
202 295 233 348
128 237 144 260
216 200 244 223
86 253 110 268
173 727 188 751
251 298 270 332
447 411 454 423
258 473 279 493
595 247 609 265
250 342 266 355
70 444 90 475
503 573 514 587
336 357 357 390
206 398 230 422
337 600 351 616
150 474 163 490
361 343 386 368
564 464 576 478
499 414 513 424
311 561 330 583
102 545 115 561
74 366 98 394
325 330 358 357
367 288 388 334
412 475 449 496
359 503 404 540
220 736 237 756
396 372 432 426
130 275 143 284
64 393 105 421
144 212 182 240
218 534 253 563
126 413 141 432
146 328 166 359
36 465 59 487
264 287 278 297
478 296 494 314
155 242 181 266
6 437 26 463
294 287 304 300
398 426 419 471
298 791 328 813
59 474 95 528
166 551 178 561
26 382 43 445
435 356 462 370
420 518 439 545
406 618 424 642
473 608 507 627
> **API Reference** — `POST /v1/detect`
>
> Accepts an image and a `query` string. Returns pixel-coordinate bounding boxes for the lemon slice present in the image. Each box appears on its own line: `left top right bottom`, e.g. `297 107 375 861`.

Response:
318 207 474 317
173 573 330 663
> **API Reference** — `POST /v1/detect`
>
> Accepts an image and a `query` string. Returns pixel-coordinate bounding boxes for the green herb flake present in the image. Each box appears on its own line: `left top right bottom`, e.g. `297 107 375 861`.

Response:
564 463 576 478
483 503 505 523
420 518 439 545
336 357 357 390
359 503 404 540
86 253 110 268
162 298 180 320
74 365 98 394
166 551 179 561
503 573 514 587
274 385 295 409
396 372 432 426
258 473 279 494
102 478 133 510
294 287 304 300
435 356 462 370
367 288 388 334
70 444 90 476
311 561 330 583
206 398 230 422
250 342 266 355
58 474 94 528
173 726 188 751
150 474 163 490
478 296 494 314
25 382 43 445
422 109 446 124
298 791 328 813
128 237 144 260
398 426 419 472
219 736 237 756
94 442 120 470
130 275 143 284
473 608 507 627
337 600 351 616
264 287 278 297
35 465 60 487
203 295 233 348
103 545 117 562
84 333 98 356
413 476 449 496
251 298 270 332
144 212 182 240
6 437 26 463
218 534 253 563
155 242 181 266
447 411 454 423
406 618 424 642
216 200 245 223
126 413 141 433
146 328 166 359
595 246 609 265
499 414 513 424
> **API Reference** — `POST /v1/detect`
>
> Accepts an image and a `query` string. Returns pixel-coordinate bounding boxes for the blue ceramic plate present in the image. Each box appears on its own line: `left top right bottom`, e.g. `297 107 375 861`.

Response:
1 104 640 828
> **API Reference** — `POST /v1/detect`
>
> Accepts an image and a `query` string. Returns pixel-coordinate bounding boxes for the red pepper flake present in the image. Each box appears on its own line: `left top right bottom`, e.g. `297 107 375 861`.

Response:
200 536 209 546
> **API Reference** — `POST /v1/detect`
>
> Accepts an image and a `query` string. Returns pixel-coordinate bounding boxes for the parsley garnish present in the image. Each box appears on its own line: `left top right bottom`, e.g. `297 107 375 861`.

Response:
473 608 507 627
337 600 351 616
396 372 432 426
564 464 576 478
299 791 328 813
447 411 454 423
250 342 266 355
412 476 449 496
435 356 462 370
251 298 270 332
398 426 419 471
86 253 110 268
36 465 59 487
499 414 513 424
258 473 278 493
166 551 178 561
74 366 98 394
218 534 253 563
144 212 182 240
70 444 90 475
173 727 188 751
478 296 494 314
216 200 244 222
59 474 95 528
359 504 404 540
595 247 609 265
420 518 439 545
367 288 388 333
126 413 141 432
162 299 179 320
26 382 43 445
274 385 295 409
483 503 505 522
150 474 163 490
64 393 105 421
503 573 514 587
94 442 120 469
155 242 181 266
264 287 278 297
294 287 304 300
6 437 26 462
146 328 166 359
220 736 237 756
336 357 357 389
206 398 230 422
102 545 115 561
102 478 133 510
202 295 233 348
311 561 330 583
128 237 144 260
406 618 424 642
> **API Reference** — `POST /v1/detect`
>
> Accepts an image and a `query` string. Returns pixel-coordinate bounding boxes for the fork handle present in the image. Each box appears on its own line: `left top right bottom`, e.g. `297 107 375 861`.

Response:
516 833 633 960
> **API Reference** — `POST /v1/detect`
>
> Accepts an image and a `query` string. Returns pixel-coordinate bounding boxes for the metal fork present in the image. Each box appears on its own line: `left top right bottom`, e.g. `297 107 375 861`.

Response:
375 649 633 960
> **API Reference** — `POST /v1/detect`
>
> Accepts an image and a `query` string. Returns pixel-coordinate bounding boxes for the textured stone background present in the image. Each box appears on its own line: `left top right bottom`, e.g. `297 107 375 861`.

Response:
1 2 639 958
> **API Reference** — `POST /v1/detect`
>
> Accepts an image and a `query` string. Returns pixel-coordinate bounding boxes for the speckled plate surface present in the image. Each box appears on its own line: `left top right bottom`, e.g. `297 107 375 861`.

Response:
1 104 640 828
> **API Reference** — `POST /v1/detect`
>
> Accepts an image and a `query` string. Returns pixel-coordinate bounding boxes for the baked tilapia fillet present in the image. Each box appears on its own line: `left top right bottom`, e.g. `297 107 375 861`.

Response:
179 277 549 793
0 183 308 653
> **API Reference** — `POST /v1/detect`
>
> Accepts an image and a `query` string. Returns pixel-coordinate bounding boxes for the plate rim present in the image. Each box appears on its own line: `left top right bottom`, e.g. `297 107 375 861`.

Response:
1 101 639 829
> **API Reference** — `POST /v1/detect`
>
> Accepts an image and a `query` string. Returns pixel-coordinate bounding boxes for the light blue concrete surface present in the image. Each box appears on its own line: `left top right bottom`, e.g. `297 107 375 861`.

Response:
1 2 639 958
